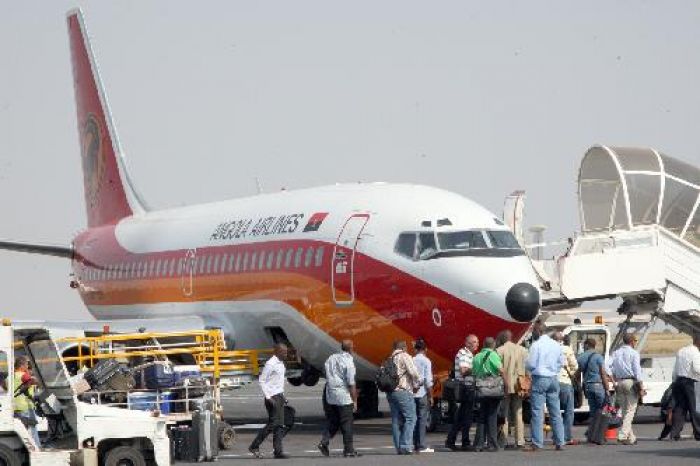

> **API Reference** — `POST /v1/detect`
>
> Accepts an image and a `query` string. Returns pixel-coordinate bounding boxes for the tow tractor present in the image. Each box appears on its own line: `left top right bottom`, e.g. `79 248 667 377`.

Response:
0 320 171 466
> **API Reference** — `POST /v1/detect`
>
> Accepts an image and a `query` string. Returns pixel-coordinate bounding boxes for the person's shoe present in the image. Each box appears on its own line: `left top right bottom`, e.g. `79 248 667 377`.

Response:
555 445 565 451
418 447 435 453
461 444 476 451
445 442 458 451
398 449 413 455
566 439 579 446
484 446 499 452
248 447 263 459
620 439 637 445
522 444 541 452
273 453 290 459
344 451 362 457
317 443 330 457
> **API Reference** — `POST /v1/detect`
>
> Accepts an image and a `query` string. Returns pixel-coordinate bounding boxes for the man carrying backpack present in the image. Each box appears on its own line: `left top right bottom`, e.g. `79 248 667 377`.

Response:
381 340 421 455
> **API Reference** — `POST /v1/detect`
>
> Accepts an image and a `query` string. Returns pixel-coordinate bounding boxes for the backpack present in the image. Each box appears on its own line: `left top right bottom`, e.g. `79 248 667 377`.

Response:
375 354 400 393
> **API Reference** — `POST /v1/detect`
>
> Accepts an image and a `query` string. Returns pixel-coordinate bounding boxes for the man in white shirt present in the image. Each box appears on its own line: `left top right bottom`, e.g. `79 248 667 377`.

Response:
669 332 700 441
249 343 289 459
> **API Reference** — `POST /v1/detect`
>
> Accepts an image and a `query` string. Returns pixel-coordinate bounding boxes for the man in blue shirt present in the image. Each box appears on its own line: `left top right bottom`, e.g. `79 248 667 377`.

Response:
576 338 611 434
412 338 434 453
524 322 565 452
609 333 644 445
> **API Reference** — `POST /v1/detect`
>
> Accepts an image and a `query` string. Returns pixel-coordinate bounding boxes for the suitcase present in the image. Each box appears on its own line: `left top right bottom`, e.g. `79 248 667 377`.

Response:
586 411 610 445
171 427 198 462
192 410 219 461
84 359 121 389
144 364 175 390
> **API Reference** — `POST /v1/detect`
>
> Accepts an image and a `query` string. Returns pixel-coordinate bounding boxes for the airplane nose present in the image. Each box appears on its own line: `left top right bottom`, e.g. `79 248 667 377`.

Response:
505 282 540 322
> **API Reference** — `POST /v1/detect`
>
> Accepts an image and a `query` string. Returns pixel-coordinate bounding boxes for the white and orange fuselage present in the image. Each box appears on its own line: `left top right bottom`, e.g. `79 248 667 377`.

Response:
72 183 540 378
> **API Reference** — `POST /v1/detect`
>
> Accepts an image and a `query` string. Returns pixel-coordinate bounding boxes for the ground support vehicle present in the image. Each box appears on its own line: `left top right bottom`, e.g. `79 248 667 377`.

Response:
0 321 172 466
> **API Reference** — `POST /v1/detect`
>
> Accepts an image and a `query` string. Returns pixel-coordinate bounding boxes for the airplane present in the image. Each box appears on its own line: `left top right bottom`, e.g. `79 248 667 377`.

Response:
0 9 541 413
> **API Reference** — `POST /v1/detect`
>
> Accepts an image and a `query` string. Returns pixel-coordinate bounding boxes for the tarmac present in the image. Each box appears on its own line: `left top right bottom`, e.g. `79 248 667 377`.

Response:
183 383 699 466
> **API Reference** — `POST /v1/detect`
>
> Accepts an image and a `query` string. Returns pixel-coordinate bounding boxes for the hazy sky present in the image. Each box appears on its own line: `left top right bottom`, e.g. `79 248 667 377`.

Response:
1 1 699 320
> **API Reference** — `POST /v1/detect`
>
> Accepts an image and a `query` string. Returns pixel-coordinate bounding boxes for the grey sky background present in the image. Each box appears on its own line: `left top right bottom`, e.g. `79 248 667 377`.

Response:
1 1 699 321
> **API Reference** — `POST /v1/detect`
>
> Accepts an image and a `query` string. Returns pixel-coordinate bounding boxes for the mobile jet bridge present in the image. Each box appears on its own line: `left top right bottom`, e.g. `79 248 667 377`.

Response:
513 146 700 344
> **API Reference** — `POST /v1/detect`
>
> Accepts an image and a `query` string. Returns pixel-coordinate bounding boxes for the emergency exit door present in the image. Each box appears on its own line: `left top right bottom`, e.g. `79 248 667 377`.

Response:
181 249 196 297
332 214 369 306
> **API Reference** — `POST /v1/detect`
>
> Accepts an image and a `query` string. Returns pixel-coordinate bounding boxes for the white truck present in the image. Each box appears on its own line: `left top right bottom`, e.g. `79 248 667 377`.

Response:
544 318 676 420
0 322 172 466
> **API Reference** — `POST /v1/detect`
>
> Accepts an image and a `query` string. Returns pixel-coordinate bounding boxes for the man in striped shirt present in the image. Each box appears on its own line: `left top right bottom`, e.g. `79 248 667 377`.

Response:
445 334 479 450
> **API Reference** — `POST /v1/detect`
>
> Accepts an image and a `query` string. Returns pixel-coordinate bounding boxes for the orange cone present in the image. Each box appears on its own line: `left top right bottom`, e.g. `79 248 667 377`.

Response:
605 426 618 441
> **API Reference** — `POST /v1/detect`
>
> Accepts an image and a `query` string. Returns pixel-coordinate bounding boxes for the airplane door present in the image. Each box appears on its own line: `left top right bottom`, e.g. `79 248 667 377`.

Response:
332 214 369 306
181 249 196 297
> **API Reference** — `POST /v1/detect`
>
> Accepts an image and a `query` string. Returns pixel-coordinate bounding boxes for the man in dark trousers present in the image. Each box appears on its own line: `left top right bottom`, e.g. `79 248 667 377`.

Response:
445 334 479 451
249 343 289 459
669 332 700 441
318 340 361 457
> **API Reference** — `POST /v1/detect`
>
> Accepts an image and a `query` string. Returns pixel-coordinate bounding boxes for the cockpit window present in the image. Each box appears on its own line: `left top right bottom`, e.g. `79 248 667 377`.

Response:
487 230 520 248
438 231 488 250
417 232 438 259
395 233 417 259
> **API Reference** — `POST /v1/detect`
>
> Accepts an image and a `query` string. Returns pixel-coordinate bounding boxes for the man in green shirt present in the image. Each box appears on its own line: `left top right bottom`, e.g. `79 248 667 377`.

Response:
472 337 504 452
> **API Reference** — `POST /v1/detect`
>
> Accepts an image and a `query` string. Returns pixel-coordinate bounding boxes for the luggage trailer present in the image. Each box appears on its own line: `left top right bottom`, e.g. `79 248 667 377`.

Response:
56 329 276 460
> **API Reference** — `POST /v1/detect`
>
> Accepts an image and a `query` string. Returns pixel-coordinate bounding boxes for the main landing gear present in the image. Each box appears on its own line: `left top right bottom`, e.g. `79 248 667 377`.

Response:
355 381 382 419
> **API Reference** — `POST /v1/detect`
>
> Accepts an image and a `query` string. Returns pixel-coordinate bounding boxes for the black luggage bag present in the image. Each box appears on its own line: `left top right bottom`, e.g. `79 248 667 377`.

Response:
84 359 121 389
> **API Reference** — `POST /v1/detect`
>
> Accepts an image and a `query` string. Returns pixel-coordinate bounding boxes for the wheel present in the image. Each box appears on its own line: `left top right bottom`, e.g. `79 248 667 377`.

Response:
218 422 236 450
104 446 146 466
301 371 320 387
287 377 303 387
0 444 21 466
426 403 441 432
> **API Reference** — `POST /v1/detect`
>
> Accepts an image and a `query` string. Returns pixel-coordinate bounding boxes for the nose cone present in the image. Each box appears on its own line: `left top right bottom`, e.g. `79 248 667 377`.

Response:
505 283 540 322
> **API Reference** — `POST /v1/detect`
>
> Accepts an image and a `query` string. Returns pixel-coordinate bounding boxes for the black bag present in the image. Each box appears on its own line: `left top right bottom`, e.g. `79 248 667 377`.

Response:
84 359 121 389
375 355 400 393
475 376 505 399
283 405 296 432
442 379 463 402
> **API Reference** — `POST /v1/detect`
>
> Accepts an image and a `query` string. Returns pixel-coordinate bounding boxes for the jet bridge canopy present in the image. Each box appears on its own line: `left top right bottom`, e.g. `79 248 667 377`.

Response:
578 146 700 248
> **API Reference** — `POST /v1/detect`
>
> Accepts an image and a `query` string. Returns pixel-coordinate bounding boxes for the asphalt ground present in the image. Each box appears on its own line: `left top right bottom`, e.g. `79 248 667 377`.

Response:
182 383 700 466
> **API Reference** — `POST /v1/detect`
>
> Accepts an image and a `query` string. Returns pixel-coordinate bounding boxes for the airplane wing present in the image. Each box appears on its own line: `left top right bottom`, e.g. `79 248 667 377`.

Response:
0 239 73 259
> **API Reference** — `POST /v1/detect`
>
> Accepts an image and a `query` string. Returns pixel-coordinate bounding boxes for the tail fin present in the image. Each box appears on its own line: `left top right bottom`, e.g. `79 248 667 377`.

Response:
67 9 147 227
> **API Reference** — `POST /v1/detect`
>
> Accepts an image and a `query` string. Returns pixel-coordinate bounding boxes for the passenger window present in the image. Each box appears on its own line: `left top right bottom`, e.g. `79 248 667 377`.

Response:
235 254 241 272
206 256 213 274
285 249 294 268
250 252 257 271
213 255 220 274
305 247 314 267
294 248 303 267
227 254 234 272
315 247 324 267
258 251 266 270
395 233 417 259
276 250 284 269
266 251 274 269
149 260 156 277
242 252 249 271
168 259 175 277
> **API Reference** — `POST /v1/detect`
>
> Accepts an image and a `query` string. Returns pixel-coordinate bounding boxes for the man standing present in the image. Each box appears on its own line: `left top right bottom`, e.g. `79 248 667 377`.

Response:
669 332 700 441
412 338 434 453
609 333 644 445
554 332 578 445
318 340 361 458
445 334 479 451
13 356 40 448
577 339 610 427
249 343 289 459
387 340 421 455
496 330 528 449
524 323 565 452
